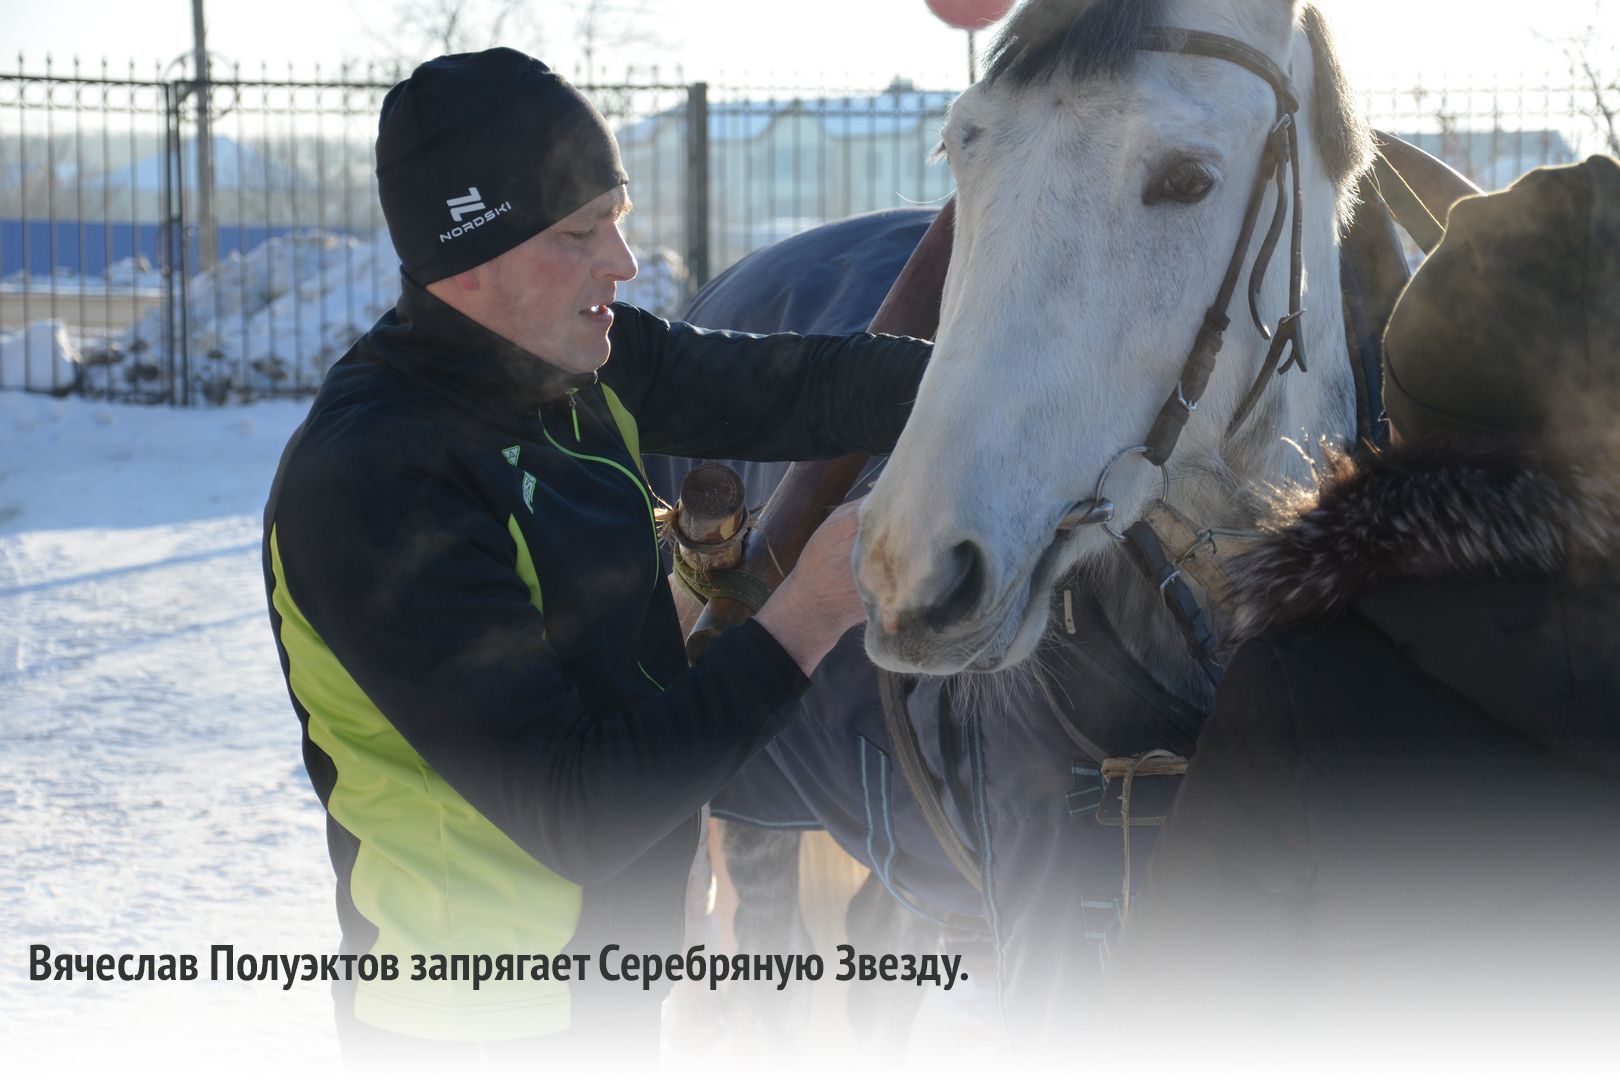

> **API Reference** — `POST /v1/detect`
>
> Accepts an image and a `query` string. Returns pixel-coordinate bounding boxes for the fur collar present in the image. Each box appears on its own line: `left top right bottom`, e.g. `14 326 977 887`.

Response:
1227 441 1620 641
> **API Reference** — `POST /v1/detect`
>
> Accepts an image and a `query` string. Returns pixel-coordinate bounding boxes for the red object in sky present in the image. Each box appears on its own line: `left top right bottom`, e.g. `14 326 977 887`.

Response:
925 0 1016 31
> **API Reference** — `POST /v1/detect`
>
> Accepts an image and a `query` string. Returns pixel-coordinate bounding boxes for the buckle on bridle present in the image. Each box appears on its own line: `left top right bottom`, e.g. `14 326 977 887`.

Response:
1157 566 1185 603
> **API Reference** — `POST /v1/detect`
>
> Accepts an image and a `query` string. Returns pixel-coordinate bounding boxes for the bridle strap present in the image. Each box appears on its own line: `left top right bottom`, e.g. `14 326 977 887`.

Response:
1136 28 1299 111
1133 27 1307 468
1116 28 1308 685
1120 521 1226 684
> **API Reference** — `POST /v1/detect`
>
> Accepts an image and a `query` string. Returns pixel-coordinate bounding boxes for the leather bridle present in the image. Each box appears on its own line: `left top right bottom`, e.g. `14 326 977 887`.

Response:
1056 26 1313 684
1137 28 1310 457
874 29 1484 896
873 25 1316 891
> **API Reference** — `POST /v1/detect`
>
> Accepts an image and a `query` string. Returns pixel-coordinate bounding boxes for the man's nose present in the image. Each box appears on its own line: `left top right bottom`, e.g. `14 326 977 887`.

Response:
601 229 638 282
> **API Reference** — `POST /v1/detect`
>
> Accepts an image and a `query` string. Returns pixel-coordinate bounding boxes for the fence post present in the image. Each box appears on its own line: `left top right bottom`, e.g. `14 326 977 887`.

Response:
685 81 710 291
191 0 217 273
163 81 190 405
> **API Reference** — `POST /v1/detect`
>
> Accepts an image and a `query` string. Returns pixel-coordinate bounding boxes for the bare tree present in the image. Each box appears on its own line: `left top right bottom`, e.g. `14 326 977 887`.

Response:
1562 27 1620 157
570 0 660 85
1534 7 1620 159
383 0 544 66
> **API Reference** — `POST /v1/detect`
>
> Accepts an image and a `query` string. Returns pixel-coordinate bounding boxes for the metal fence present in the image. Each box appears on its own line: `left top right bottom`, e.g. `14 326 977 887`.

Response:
1362 78 1611 187
0 62 704 403
1 57 1613 404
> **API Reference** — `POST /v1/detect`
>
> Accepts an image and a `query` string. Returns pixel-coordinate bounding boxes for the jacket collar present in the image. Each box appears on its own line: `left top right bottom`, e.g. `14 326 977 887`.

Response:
369 272 598 420
1224 440 1620 642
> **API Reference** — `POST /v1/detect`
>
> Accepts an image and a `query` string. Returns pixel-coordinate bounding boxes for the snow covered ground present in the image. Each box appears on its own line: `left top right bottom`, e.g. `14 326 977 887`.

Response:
0 386 977 1079
0 393 342 1076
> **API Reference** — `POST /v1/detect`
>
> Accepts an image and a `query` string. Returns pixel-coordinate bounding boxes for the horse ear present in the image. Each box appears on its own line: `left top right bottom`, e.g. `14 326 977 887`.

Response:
1298 2 1377 202
1225 0 1305 49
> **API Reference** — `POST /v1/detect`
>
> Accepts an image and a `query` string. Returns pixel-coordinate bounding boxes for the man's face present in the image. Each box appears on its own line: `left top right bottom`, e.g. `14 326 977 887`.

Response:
471 186 638 374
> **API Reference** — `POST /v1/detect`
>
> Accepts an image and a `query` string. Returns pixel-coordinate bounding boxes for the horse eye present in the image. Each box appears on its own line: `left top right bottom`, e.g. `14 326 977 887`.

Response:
1146 161 1217 205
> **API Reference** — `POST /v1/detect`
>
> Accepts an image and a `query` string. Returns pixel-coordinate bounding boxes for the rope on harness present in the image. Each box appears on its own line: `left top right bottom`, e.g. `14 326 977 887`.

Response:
671 546 777 613
1102 750 1190 916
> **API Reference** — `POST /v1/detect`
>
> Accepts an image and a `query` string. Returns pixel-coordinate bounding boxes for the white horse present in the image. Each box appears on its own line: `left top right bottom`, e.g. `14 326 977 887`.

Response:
859 0 1371 707
669 0 1390 1054
841 0 1379 1044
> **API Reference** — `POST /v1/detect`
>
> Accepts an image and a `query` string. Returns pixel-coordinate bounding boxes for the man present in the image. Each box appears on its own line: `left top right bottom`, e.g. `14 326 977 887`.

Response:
1110 156 1620 1060
261 48 929 1060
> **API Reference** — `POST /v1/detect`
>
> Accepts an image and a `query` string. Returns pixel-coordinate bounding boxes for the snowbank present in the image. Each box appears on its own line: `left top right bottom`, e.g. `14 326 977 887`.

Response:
107 229 389 402
91 230 691 403
0 255 165 294
0 319 81 393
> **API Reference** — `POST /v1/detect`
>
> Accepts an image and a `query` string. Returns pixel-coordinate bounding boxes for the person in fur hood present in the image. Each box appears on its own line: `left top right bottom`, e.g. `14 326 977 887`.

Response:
1107 155 1620 1054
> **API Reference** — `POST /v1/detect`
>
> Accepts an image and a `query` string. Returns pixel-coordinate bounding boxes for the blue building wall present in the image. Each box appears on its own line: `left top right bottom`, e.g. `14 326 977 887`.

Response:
0 221 353 279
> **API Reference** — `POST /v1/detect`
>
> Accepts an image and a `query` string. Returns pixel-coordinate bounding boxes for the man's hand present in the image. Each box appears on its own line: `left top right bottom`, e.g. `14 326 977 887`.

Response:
755 500 865 676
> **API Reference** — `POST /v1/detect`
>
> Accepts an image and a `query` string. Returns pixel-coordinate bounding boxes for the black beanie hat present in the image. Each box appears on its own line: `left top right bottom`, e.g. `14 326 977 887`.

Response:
376 48 629 284
1382 155 1620 450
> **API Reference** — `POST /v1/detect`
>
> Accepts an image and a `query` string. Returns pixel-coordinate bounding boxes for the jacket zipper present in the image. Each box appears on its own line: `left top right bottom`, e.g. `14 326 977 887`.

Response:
539 404 667 694
567 388 582 442
538 403 662 589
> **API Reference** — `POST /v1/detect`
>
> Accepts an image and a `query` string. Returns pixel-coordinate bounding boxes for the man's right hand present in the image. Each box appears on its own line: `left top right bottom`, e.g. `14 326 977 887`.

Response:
754 500 865 677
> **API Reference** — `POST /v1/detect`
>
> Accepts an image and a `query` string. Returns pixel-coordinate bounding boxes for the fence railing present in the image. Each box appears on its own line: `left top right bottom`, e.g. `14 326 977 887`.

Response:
1 58 1612 404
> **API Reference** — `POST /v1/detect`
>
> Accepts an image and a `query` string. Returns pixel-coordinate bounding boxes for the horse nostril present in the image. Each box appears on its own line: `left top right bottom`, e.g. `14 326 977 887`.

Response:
920 540 987 632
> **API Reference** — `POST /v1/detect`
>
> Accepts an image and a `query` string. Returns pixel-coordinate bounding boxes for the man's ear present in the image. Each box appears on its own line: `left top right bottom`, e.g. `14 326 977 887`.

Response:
450 267 483 292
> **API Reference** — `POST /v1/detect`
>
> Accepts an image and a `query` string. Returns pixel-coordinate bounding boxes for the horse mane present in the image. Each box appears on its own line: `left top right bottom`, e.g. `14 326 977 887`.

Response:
986 1 1374 226
983 0 1169 88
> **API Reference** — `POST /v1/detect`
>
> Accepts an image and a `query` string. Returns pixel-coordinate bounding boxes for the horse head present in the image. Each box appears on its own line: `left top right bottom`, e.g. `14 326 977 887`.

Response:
857 0 1372 680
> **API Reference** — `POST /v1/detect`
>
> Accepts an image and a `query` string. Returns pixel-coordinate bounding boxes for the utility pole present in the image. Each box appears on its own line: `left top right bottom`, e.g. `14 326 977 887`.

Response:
191 0 216 271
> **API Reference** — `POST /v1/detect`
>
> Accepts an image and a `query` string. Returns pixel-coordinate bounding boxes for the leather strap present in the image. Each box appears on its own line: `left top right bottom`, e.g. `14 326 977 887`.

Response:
1137 29 1307 468
1371 151 1445 253
1138 28 1298 111
1371 129 1483 252
1139 499 1254 607
1120 521 1225 685
877 670 985 891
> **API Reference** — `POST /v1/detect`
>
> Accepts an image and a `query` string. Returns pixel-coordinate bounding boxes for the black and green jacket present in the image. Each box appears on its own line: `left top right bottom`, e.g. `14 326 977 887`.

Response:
262 275 927 1040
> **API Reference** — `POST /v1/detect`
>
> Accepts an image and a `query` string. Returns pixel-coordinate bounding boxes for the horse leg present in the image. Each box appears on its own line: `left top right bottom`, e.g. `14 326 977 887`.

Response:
664 808 725 1064
841 873 942 1058
716 820 815 1056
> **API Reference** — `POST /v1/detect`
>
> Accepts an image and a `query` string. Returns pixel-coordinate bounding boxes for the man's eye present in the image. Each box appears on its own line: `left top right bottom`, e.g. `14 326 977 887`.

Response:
1145 160 1218 205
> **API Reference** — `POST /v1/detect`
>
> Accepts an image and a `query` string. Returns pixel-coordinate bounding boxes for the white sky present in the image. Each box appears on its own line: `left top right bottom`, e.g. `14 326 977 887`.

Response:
3 0 1614 89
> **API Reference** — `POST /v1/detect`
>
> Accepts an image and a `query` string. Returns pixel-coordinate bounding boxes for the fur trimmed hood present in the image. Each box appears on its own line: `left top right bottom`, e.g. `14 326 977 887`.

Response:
1228 441 1620 642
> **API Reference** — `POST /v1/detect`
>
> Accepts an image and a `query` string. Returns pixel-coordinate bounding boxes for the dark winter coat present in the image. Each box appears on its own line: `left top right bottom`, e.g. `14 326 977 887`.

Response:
262 273 928 1041
1114 440 1620 1038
